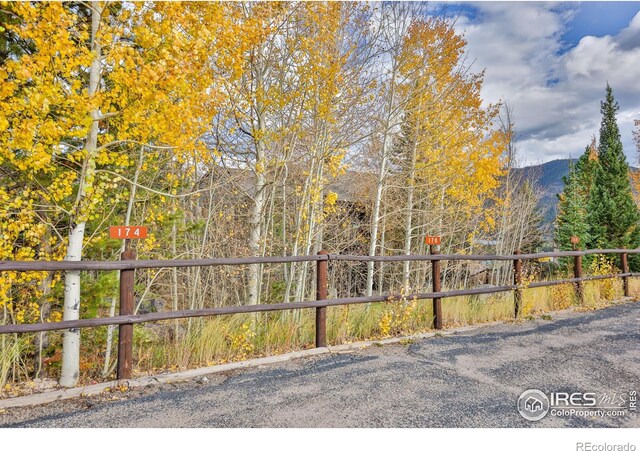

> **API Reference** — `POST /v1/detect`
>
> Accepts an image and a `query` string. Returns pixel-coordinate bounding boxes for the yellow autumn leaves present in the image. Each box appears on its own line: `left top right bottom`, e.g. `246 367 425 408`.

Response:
0 1 268 324
1 2 509 327
398 18 505 232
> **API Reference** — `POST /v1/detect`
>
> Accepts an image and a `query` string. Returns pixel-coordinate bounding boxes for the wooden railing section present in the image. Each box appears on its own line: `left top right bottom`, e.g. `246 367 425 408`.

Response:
0 248 638 379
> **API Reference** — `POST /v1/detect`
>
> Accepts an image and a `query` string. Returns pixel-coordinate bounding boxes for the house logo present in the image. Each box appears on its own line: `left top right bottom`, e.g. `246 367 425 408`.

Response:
525 396 543 412
518 389 550 421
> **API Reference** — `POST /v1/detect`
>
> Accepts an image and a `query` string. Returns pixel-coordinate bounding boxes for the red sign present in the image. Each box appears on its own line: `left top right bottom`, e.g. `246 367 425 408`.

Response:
570 235 580 244
110 226 148 239
425 235 441 246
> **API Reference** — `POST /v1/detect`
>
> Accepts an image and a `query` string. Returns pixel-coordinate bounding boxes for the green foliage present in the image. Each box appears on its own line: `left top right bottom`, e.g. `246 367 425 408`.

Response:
587 85 640 256
0 9 32 65
80 272 119 318
556 85 640 268
555 150 593 250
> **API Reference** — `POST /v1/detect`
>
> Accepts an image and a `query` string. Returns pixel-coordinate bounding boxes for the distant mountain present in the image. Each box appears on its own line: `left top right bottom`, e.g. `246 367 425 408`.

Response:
513 159 573 225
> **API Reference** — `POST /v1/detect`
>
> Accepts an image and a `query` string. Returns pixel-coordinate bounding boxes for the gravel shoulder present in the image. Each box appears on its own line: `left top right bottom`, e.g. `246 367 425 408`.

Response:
2 301 639 428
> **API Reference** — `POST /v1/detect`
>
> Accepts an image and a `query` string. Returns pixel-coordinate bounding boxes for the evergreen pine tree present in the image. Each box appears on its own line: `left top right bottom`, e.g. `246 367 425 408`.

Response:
555 140 598 251
555 161 590 250
575 138 599 198
587 84 640 253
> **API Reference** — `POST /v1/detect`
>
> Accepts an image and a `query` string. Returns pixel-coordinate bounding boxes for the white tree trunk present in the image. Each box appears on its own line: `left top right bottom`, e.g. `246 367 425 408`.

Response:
294 155 324 304
172 220 179 338
366 2 410 296
284 159 313 303
247 158 266 305
366 106 394 297
377 200 387 295
403 141 418 292
60 1 102 387
59 223 84 387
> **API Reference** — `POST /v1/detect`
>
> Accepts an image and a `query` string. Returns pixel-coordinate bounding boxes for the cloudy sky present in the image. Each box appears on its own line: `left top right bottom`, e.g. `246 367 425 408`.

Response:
444 1 640 166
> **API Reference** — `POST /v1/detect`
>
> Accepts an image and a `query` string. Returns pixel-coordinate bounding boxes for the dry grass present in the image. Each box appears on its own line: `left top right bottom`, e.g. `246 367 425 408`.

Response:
0 335 30 388
2 275 637 387
129 276 634 378
443 292 514 326
628 277 640 297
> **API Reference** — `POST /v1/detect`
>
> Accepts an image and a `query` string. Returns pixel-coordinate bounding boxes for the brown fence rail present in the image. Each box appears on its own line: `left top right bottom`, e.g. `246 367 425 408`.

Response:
0 248 637 379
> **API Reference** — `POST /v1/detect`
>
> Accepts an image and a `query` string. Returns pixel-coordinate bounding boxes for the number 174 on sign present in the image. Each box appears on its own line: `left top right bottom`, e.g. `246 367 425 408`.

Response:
109 226 148 239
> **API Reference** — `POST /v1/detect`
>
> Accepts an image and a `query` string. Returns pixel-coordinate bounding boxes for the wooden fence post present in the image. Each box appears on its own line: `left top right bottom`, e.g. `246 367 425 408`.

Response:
431 245 443 330
315 250 328 347
621 250 630 297
513 250 522 318
117 241 135 380
573 250 584 304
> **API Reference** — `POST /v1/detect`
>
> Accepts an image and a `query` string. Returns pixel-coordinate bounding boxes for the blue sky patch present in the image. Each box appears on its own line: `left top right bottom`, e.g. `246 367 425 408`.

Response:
561 2 640 46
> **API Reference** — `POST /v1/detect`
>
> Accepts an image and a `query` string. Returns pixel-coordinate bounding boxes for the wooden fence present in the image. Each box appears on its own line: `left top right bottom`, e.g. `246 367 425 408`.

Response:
0 247 638 380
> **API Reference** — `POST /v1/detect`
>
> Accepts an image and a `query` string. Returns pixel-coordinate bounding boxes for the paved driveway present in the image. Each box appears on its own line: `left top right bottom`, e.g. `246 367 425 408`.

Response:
3 301 639 427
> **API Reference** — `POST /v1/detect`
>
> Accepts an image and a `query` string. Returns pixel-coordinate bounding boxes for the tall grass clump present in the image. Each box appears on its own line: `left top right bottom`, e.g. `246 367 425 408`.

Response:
0 335 30 389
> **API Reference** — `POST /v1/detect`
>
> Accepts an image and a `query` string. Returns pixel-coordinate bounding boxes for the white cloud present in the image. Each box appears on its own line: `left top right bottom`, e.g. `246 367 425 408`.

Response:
454 3 640 166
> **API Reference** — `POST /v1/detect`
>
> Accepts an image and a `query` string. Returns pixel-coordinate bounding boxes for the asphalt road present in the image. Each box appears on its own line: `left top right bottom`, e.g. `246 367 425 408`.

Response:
3 301 640 428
